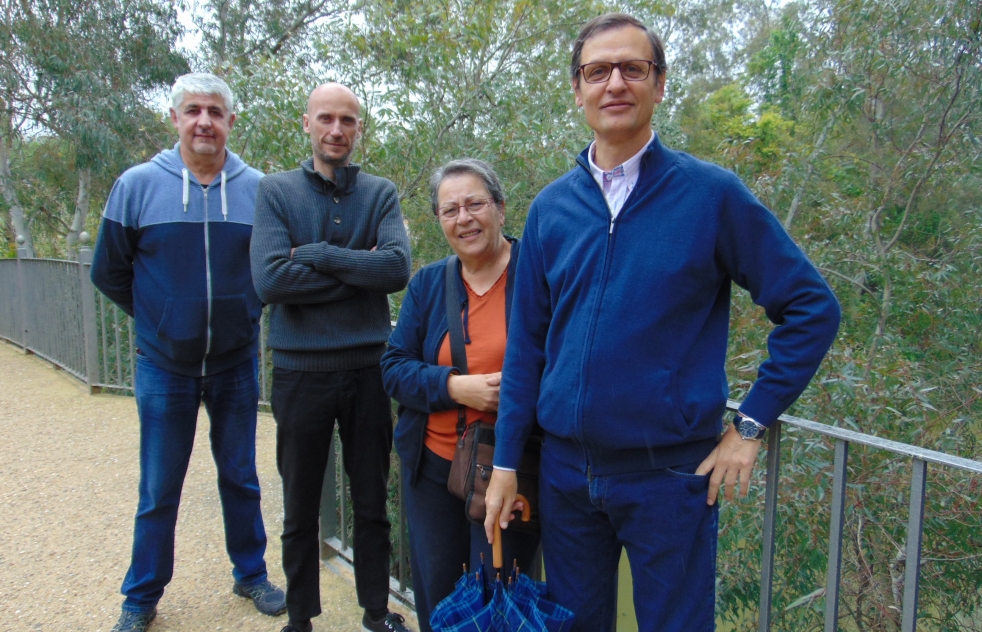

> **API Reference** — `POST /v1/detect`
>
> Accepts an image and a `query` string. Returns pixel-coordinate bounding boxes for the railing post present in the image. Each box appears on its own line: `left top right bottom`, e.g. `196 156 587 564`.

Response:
759 420 782 632
15 234 30 353
824 439 849 631
901 458 927 632
77 232 101 394
319 443 339 559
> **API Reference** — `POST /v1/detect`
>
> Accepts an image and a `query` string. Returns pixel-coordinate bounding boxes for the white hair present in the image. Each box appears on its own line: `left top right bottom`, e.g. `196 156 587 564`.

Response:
171 73 235 113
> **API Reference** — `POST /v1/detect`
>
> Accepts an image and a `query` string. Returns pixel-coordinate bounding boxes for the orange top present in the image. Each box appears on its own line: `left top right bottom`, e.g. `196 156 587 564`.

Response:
426 269 508 460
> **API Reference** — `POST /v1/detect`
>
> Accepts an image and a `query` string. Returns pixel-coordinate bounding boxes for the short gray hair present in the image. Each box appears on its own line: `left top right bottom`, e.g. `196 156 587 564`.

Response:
429 158 506 215
171 73 235 113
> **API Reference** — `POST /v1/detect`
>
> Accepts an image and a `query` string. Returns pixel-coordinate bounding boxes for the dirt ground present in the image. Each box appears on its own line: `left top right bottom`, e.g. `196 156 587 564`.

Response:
0 341 417 632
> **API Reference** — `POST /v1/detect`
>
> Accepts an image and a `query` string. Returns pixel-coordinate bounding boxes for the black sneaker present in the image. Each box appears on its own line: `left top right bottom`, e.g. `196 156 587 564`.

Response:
232 579 287 616
362 611 411 632
280 623 313 632
111 608 157 632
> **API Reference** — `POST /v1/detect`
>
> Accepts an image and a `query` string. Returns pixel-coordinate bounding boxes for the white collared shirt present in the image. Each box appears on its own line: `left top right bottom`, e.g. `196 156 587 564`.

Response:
587 131 655 220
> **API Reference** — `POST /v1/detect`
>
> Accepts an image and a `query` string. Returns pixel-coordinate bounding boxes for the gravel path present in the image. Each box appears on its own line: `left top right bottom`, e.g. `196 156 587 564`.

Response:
0 341 416 632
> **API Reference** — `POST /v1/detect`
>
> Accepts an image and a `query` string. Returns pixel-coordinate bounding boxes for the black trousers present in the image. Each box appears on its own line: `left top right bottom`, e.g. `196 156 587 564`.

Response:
271 365 393 621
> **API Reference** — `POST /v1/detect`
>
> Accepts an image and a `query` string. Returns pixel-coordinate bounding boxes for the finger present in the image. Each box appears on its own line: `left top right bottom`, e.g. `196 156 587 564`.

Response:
484 503 500 543
739 465 752 498
695 450 717 476
707 468 723 506
724 467 738 502
486 374 501 386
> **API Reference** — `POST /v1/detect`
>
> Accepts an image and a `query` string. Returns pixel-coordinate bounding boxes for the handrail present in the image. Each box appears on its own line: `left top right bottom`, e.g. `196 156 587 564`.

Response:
2 250 980 630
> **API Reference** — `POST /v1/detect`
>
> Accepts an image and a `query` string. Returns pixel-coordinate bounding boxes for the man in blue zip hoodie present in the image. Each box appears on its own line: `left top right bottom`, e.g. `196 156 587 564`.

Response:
483 14 841 632
91 73 285 632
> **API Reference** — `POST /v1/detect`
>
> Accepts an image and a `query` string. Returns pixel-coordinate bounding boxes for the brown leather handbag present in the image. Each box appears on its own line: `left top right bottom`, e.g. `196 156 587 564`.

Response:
443 255 540 532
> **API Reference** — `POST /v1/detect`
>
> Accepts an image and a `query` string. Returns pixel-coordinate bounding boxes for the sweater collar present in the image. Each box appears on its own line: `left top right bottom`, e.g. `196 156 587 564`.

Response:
301 158 361 195
575 133 675 183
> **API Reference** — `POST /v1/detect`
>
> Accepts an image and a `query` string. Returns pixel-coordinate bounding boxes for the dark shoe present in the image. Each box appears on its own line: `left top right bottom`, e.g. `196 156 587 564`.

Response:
111 608 157 632
280 623 313 632
362 611 411 632
232 579 287 616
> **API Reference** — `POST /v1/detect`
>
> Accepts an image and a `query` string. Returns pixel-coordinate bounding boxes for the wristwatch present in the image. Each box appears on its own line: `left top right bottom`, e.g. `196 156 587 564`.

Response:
732 411 767 441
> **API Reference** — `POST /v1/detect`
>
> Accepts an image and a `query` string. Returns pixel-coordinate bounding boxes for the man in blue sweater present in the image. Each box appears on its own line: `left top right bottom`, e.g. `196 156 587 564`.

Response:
91 73 285 632
483 14 841 632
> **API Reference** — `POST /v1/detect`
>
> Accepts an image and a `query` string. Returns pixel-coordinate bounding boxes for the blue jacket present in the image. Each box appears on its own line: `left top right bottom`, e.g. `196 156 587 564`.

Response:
91 144 264 377
494 136 841 475
381 237 520 484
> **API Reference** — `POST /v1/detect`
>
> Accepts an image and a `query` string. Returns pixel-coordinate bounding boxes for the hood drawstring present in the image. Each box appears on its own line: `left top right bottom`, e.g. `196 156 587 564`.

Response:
182 168 189 213
220 171 228 221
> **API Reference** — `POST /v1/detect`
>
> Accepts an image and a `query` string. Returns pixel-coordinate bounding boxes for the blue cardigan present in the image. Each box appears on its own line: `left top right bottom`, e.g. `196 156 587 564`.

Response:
494 136 841 475
381 237 520 484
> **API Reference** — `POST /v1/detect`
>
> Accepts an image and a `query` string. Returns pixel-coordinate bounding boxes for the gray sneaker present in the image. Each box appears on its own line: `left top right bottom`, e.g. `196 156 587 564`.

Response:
233 579 287 616
111 608 157 632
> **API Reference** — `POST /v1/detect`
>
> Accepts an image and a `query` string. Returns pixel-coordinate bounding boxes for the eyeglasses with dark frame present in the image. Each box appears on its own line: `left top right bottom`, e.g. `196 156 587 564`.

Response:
578 60 658 84
436 198 495 221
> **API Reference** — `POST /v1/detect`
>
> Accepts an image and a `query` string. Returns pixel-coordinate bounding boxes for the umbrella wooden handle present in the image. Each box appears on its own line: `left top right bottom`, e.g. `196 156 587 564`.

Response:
514 493 532 522
493 522 503 569
493 493 533 569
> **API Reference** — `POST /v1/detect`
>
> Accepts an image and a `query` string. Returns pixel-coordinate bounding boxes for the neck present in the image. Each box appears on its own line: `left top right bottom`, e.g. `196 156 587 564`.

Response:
180 145 226 185
312 155 342 181
459 239 511 293
592 128 652 171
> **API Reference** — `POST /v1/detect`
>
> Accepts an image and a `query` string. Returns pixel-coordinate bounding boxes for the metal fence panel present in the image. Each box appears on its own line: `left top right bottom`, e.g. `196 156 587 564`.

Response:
0 259 23 345
20 259 87 381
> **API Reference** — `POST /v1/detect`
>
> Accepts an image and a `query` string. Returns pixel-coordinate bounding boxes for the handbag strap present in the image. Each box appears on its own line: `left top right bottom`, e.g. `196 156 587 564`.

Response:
445 256 469 433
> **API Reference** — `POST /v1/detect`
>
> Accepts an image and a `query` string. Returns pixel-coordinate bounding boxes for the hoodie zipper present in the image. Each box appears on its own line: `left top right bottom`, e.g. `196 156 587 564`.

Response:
202 185 213 376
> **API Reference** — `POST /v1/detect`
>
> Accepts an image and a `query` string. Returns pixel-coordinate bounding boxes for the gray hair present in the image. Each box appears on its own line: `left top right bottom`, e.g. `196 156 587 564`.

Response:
570 13 667 86
429 158 506 215
171 73 235 113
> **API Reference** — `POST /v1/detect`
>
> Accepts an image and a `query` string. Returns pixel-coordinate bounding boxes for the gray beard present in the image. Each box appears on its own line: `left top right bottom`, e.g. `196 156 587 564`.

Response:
314 143 354 168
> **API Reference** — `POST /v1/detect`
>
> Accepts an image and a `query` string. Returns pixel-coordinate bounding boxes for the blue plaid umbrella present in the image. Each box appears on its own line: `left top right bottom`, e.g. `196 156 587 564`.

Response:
430 497 575 632
430 564 490 631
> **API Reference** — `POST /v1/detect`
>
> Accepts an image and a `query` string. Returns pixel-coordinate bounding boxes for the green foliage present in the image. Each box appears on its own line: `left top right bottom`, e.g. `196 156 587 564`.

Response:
2 0 982 626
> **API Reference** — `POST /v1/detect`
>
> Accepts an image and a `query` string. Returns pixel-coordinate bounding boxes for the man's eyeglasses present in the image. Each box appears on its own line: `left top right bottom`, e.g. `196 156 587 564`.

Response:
436 198 494 220
578 60 657 84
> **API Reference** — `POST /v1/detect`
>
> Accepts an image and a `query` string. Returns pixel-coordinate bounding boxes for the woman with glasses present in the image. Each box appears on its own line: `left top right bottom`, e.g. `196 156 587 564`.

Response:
381 158 539 632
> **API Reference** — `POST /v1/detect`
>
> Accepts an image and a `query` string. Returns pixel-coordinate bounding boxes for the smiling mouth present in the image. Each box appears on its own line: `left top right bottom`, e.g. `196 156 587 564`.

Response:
458 229 481 239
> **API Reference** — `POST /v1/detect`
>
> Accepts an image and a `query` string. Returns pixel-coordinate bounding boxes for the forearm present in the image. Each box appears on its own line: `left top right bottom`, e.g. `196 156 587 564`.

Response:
291 243 411 294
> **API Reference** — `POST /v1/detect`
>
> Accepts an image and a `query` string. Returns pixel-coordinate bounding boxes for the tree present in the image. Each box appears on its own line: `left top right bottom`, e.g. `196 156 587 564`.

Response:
1 0 188 257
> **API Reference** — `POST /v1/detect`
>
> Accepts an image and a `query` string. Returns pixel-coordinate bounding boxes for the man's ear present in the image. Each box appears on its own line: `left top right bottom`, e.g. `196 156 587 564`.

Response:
357 118 364 138
302 113 310 134
228 112 237 129
170 108 179 128
572 80 583 108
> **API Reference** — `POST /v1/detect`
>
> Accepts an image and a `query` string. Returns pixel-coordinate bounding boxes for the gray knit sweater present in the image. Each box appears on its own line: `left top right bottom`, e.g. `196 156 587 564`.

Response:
250 159 411 371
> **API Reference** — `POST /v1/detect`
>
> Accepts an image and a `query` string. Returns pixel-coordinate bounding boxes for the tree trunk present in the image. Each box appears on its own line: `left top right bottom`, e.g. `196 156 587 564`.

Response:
66 166 91 260
0 131 35 257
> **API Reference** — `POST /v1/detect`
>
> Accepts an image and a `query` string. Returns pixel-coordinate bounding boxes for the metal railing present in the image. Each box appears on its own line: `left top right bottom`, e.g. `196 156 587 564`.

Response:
2 239 980 628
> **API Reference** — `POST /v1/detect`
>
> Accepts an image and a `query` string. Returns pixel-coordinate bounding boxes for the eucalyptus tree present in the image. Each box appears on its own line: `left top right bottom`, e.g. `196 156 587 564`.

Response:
2 0 188 257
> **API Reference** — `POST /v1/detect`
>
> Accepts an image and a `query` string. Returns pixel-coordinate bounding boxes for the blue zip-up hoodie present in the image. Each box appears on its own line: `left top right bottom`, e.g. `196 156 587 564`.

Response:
494 136 840 475
91 144 264 377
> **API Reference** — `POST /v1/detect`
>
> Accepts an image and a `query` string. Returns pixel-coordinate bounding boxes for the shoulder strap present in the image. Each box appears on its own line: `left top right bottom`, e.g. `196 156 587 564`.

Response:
444 255 468 375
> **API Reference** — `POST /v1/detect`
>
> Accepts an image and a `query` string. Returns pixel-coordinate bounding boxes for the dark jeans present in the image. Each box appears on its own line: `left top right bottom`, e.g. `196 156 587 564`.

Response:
404 447 540 632
271 365 393 621
122 354 268 613
539 444 718 632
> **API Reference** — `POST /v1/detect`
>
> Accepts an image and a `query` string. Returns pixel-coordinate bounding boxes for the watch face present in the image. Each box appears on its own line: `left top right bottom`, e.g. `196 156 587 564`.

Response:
738 419 755 438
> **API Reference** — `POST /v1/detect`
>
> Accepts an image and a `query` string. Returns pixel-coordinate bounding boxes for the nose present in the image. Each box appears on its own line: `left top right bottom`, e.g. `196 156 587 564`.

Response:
606 66 628 91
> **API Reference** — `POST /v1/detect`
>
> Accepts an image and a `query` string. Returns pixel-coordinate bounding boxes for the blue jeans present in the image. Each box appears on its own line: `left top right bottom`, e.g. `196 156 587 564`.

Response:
121 354 268 612
538 442 718 632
